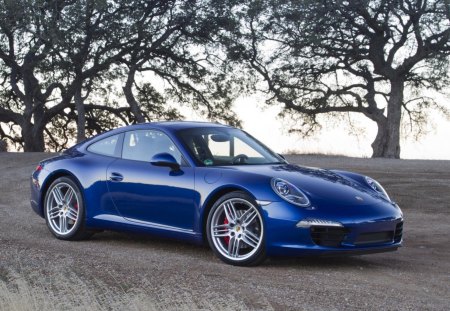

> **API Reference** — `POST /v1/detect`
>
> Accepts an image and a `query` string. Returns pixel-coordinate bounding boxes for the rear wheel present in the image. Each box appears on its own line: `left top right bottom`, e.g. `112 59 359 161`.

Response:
206 191 266 266
44 176 93 240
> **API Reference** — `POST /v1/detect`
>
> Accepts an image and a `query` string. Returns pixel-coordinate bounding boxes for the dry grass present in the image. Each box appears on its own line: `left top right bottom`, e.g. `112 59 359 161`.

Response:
0 270 106 311
0 259 251 311
282 150 362 158
0 272 246 311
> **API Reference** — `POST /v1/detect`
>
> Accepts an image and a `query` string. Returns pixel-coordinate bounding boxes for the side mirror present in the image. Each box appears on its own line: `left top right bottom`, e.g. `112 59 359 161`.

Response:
150 153 180 171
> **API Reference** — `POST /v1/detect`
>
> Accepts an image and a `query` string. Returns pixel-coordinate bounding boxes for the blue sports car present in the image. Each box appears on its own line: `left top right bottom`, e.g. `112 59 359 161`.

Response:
30 121 403 266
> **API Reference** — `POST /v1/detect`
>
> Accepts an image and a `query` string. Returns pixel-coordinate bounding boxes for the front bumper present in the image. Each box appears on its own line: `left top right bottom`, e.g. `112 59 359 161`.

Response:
261 200 403 257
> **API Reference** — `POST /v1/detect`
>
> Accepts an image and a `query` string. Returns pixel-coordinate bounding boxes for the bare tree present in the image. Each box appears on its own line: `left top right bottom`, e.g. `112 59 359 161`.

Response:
120 0 241 125
230 0 450 158
0 0 241 151
0 0 133 150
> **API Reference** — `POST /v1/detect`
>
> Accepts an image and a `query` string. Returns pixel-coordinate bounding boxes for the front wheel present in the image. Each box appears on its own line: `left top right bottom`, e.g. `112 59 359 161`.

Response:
44 176 93 240
206 191 266 266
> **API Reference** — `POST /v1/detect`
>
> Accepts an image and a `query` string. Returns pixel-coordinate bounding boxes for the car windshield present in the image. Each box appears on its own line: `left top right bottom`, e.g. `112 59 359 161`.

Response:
177 127 286 166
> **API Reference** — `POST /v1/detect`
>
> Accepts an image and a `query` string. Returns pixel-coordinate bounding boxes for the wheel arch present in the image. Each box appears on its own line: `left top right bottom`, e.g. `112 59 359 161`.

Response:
200 185 256 243
40 170 84 215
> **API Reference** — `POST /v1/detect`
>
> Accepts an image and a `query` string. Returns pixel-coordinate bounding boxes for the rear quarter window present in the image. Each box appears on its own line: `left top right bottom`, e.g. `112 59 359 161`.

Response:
87 134 120 157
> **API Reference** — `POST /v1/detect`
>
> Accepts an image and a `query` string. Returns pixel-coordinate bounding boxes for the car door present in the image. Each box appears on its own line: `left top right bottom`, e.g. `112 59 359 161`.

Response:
106 129 196 231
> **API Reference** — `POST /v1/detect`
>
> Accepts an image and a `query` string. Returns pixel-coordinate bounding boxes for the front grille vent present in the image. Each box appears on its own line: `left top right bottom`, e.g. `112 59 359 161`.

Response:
310 226 349 247
394 221 403 243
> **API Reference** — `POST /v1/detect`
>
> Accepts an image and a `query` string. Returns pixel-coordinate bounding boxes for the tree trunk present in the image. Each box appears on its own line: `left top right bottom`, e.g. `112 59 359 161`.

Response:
75 86 86 143
123 67 146 123
371 117 388 157
384 79 403 158
22 122 45 152
0 140 7 152
370 79 403 158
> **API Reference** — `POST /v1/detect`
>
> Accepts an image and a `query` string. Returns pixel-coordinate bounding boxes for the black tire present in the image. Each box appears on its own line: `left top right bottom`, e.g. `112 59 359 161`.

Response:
44 176 94 241
206 191 266 266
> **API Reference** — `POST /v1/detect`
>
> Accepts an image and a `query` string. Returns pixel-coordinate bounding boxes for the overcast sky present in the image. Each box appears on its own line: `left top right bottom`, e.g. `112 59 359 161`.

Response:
235 97 450 160
184 94 450 160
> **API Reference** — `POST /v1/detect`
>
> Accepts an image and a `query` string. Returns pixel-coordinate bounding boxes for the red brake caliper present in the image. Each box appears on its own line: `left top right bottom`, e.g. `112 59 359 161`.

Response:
224 217 230 245
73 202 78 210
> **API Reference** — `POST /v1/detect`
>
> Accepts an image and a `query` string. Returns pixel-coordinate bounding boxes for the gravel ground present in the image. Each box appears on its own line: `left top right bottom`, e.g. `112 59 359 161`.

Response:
0 152 449 310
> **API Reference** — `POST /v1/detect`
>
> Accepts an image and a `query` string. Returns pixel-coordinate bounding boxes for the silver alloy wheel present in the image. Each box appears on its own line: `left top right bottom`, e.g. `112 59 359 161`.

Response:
210 198 264 261
46 182 80 235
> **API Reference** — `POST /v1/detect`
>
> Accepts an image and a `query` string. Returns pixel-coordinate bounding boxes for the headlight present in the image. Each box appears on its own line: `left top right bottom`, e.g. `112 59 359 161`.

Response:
365 176 390 201
271 178 310 207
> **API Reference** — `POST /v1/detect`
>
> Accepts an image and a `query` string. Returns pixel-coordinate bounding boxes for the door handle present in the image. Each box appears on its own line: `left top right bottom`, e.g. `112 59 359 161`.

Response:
109 172 124 182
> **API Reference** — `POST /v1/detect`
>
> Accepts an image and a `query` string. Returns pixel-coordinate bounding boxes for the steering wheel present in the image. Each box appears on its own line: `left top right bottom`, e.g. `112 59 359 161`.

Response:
232 154 249 164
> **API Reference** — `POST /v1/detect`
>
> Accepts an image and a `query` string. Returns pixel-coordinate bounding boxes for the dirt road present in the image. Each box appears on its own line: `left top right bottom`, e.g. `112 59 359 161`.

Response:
1 153 449 310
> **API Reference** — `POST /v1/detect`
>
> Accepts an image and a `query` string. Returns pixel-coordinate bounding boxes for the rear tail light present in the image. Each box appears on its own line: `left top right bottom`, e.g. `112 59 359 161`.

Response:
32 165 43 187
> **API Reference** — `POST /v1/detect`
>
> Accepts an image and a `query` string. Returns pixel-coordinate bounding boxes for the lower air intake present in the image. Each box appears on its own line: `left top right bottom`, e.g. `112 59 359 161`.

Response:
310 226 349 247
354 231 394 245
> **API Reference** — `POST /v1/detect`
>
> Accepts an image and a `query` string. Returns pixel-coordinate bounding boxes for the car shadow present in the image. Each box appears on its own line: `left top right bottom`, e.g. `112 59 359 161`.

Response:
89 230 209 252
264 256 373 268
88 231 404 270
262 252 407 271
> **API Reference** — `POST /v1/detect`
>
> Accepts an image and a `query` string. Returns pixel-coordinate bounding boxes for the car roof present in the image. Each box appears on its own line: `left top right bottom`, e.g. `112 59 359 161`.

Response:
139 121 232 130
74 121 232 150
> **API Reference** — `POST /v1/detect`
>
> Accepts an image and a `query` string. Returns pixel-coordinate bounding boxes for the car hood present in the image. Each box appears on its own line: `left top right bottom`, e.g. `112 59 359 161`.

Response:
221 163 389 207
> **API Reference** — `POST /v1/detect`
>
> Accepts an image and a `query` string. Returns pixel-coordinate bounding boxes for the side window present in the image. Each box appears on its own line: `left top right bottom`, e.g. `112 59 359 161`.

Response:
122 130 182 164
87 134 120 157
234 137 263 157
207 134 230 157
206 134 263 158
